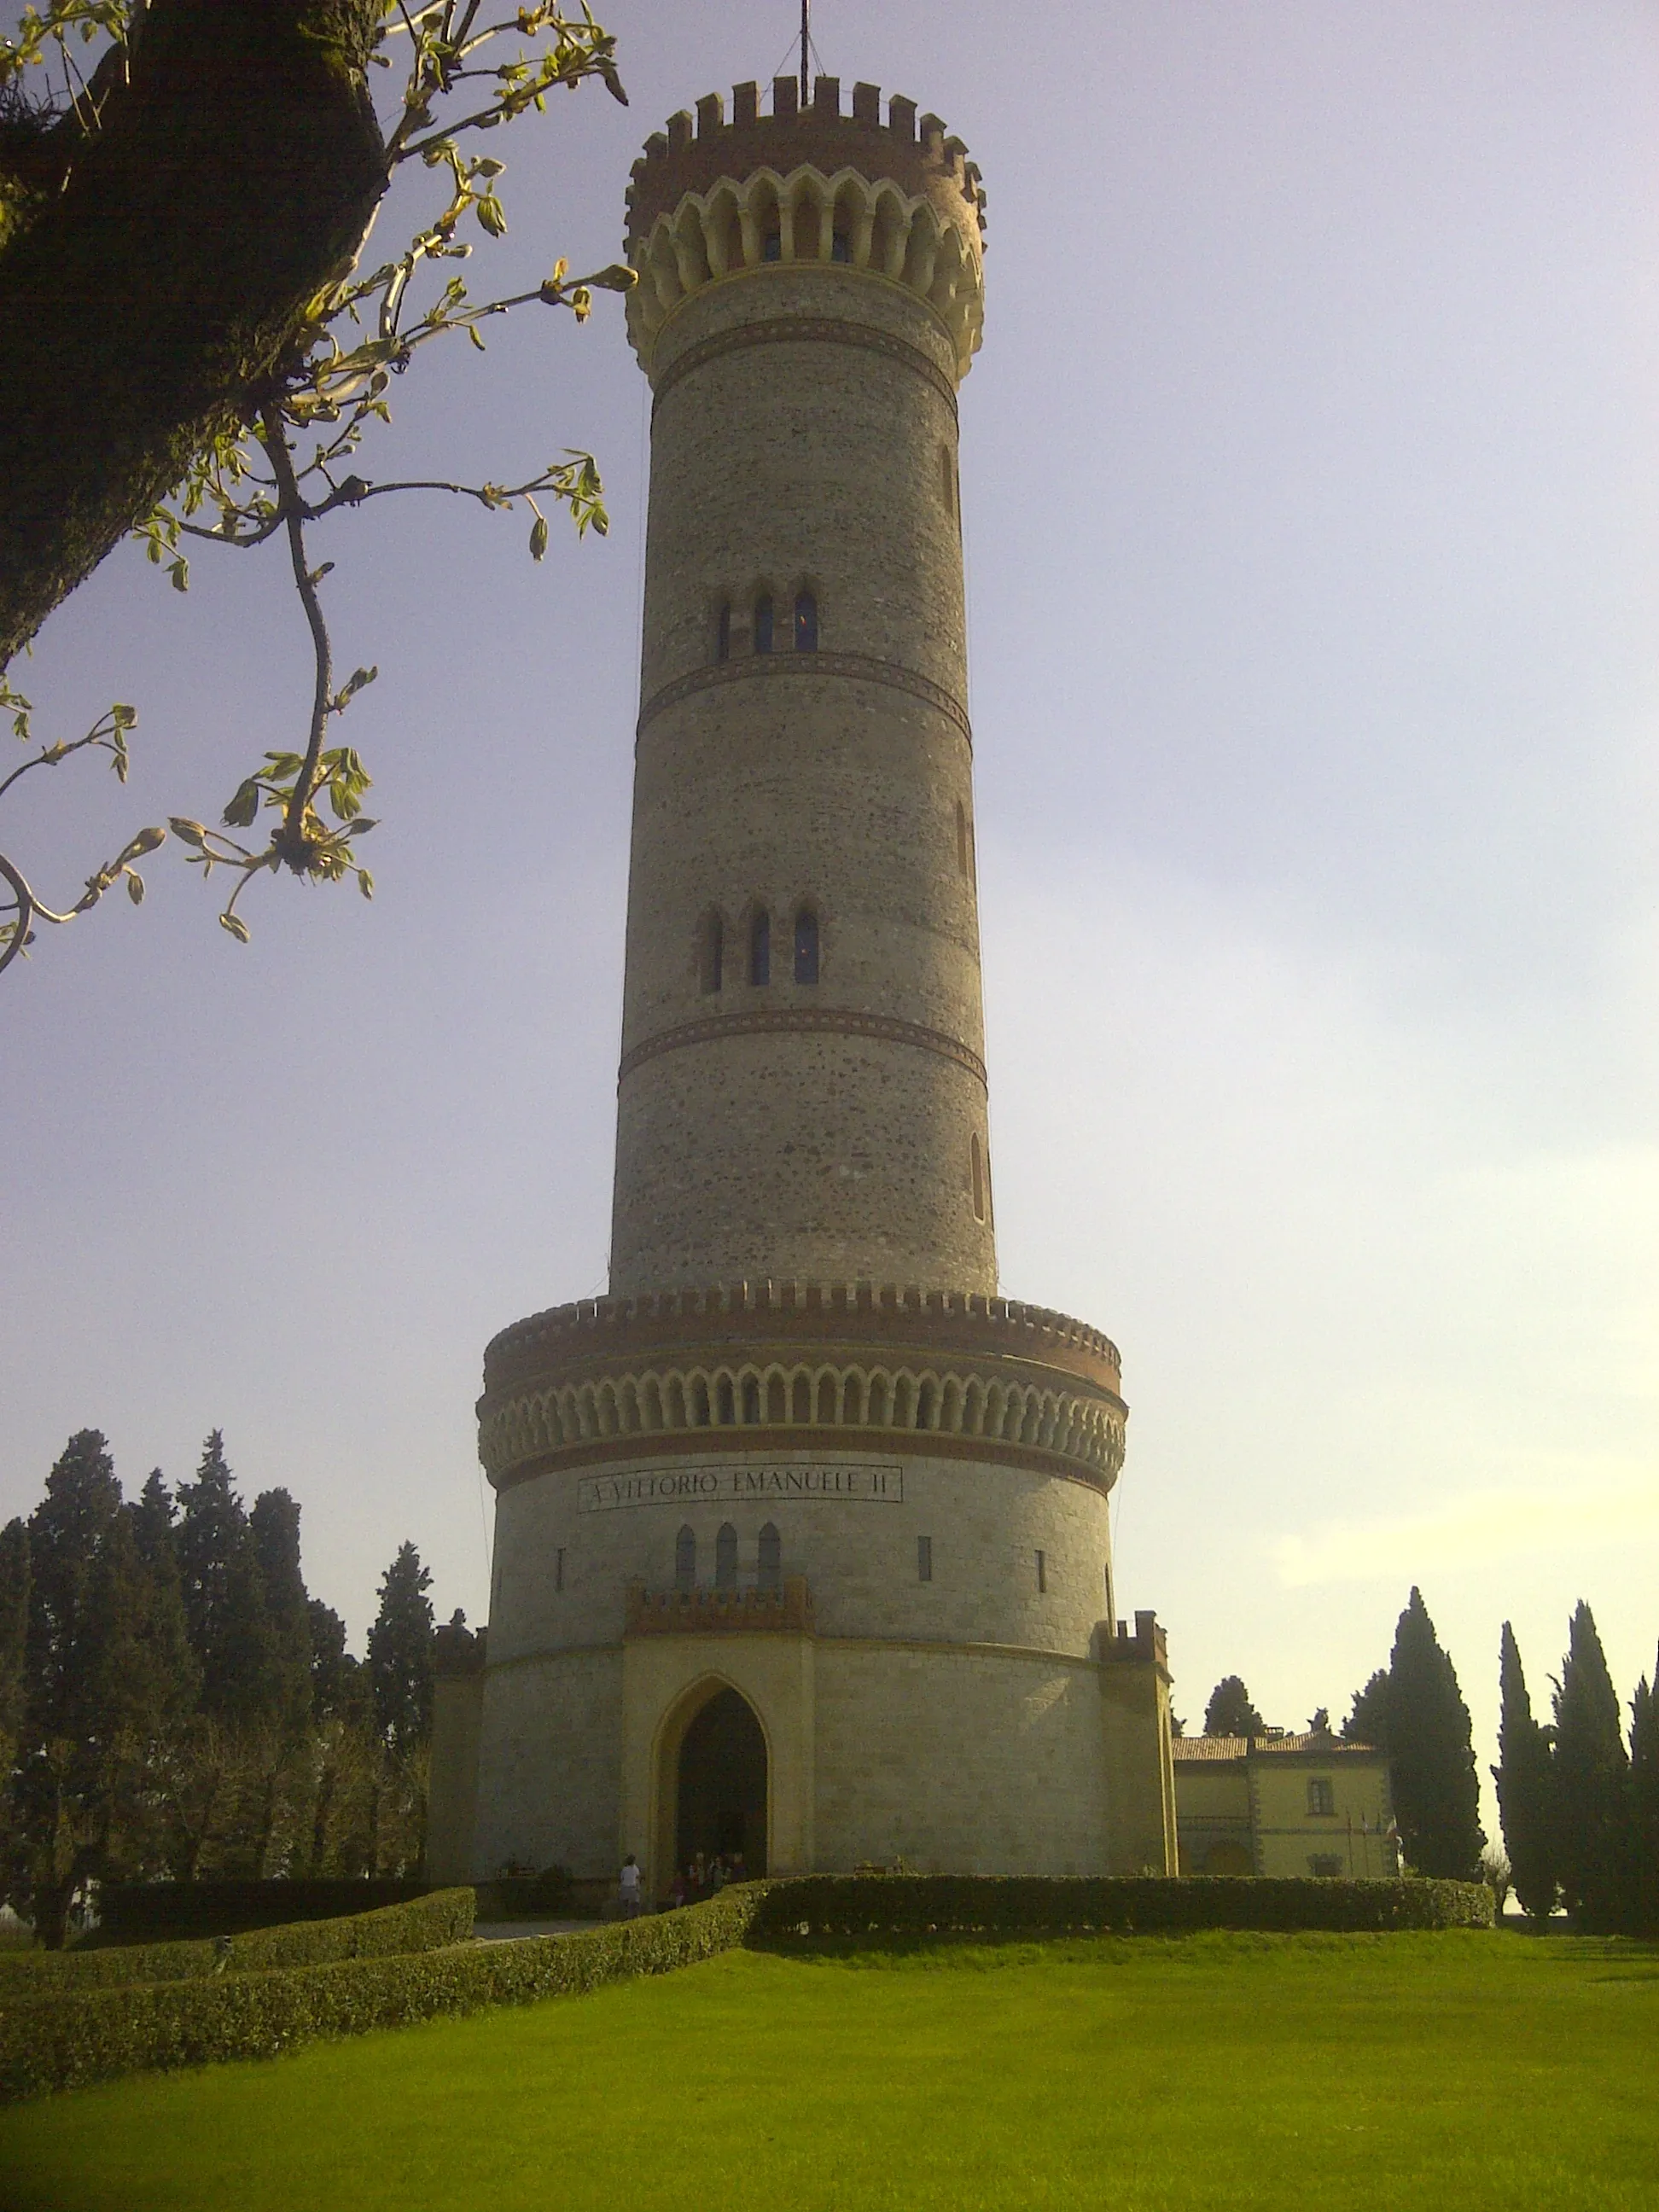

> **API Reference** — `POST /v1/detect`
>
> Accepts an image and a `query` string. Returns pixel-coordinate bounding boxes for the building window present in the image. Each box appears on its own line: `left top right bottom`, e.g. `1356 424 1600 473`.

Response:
956 800 969 876
749 908 771 986
970 1132 987 1222
830 230 851 264
715 602 731 662
701 911 724 995
555 1547 565 1592
1035 1549 1047 1594
1103 1563 1114 1619
762 229 781 262
940 443 956 517
1307 1777 1336 1818
715 1522 737 1589
1308 1854 1343 1878
758 1522 782 1592
793 907 818 985
794 589 818 651
742 1375 760 1423
754 592 773 654
675 1525 696 1591
717 1376 735 1424
917 1535 933 1583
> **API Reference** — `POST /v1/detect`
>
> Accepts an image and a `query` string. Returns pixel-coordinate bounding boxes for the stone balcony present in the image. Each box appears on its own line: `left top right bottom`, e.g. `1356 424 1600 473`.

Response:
625 1575 814 1637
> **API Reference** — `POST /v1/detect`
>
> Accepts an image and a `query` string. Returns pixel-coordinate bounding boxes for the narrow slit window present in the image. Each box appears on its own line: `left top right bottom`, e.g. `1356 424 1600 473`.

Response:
758 1522 782 1592
749 909 771 986
917 1535 933 1584
956 800 969 876
794 590 818 651
715 1522 738 1588
940 443 955 516
970 1132 986 1222
754 592 773 654
793 907 818 985
675 1525 696 1591
1035 1549 1047 1594
555 1546 565 1593
701 911 724 996
715 602 731 662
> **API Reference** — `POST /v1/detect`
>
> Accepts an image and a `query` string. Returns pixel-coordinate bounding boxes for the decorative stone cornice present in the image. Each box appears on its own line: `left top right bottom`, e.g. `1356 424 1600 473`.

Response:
636 644 971 748
478 1282 1126 1496
624 80 986 377
617 1007 987 1089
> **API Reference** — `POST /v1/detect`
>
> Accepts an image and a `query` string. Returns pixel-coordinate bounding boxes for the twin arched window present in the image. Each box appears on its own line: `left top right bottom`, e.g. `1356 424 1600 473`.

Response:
713 591 819 664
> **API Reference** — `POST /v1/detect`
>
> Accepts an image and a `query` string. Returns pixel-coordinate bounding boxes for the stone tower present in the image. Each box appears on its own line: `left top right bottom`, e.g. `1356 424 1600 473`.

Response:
427 78 1176 1897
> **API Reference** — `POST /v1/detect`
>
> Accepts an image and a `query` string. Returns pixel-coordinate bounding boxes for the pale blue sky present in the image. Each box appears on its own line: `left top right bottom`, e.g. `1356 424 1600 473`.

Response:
4 2 1656 1802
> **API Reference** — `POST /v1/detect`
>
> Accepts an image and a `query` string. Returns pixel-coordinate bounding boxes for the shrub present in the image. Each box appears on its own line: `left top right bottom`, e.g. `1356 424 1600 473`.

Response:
96 1879 434 1945
0 1889 474 1994
0 1885 760 2103
745 1875 1495 1941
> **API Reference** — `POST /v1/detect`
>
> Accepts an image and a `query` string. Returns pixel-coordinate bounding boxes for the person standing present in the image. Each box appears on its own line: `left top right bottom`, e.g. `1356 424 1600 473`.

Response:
619 1854 643 1919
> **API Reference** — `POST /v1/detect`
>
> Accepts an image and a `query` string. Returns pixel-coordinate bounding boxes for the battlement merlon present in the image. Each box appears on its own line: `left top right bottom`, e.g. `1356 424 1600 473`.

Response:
624 79 987 253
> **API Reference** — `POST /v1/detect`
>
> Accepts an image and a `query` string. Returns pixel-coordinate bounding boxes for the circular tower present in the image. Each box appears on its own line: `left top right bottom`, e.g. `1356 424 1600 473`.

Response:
447 78 1175 1898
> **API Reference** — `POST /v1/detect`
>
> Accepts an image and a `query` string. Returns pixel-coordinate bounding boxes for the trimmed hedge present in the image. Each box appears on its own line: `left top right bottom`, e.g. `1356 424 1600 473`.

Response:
96 1878 432 1944
0 1874 1494 2104
0 1889 474 1994
747 1875 1495 1940
0 1884 764 2103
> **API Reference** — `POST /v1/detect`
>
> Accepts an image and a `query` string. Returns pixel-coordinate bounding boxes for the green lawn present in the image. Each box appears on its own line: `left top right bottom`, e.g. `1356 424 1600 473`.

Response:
3 1930 1656 2211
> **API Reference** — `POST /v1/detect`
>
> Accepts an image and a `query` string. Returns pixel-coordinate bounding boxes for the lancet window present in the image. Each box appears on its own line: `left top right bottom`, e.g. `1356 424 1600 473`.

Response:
675 1525 696 1590
794 589 818 651
715 602 731 662
749 909 771 987
715 1522 738 1588
793 908 818 985
758 1522 782 1592
701 911 724 996
753 592 774 654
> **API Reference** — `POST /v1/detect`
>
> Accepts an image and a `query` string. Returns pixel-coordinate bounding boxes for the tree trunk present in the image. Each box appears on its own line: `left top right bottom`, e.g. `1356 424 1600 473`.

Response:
0 0 387 664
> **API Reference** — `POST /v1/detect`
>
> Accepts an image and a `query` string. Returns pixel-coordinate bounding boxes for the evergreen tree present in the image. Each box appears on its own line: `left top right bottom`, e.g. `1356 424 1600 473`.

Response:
1628 1656 1659 1938
367 1543 434 1754
1202 1675 1266 1738
9 1433 187 1941
1342 1668 1391 1746
308 1598 370 1727
0 1517 28 1749
248 1489 313 1738
1388 1587 1484 1879
1552 1602 1630 1932
1494 1621 1557 1922
176 1432 275 1728
126 1472 199 1720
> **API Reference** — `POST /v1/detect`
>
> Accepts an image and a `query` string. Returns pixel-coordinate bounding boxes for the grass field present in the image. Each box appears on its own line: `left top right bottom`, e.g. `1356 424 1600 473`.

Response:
2 1929 1655 2211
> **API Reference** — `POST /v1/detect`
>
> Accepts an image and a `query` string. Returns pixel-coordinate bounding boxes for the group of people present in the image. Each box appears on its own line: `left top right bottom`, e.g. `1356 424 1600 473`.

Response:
616 1848 750 1918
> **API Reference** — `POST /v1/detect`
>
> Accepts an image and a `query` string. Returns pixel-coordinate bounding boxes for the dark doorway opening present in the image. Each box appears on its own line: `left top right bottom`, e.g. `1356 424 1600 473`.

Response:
675 1688 767 1873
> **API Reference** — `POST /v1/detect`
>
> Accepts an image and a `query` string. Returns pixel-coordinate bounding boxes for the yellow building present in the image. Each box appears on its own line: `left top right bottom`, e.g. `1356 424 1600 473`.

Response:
1173 1731 1398 1879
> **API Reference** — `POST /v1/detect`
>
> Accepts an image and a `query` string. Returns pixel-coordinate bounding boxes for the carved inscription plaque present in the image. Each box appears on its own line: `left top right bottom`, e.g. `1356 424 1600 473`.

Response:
578 1463 903 1512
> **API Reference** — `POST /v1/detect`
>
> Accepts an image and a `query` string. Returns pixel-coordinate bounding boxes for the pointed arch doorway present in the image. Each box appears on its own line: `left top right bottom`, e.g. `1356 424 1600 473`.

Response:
669 1685 769 1877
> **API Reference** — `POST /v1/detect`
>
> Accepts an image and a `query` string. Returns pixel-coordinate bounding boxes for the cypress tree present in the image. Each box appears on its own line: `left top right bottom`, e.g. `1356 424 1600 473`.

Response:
1387 1587 1484 1879
367 1543 435 1753
309 1598 370 1727
1342 1668 1391 1746
1202 1676 1266 1738
1553 1601 1630 1932
1628 1656 1659 1938
1494 1621 1557 1922
176 1432 275 1728
127 1472 199 1720
0 1517 28 1748
248 1489 313 1738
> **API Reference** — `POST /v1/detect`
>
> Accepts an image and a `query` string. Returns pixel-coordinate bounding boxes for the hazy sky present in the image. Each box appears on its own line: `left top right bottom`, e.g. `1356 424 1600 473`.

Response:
5 3 1656 1817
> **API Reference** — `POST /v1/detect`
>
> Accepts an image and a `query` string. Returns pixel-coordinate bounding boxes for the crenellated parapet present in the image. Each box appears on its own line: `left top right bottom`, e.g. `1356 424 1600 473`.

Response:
476 1281 1127 1496
624 77 987 377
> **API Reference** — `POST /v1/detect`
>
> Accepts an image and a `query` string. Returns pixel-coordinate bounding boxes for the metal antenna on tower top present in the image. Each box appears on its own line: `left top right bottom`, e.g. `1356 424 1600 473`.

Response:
800 0 810 105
